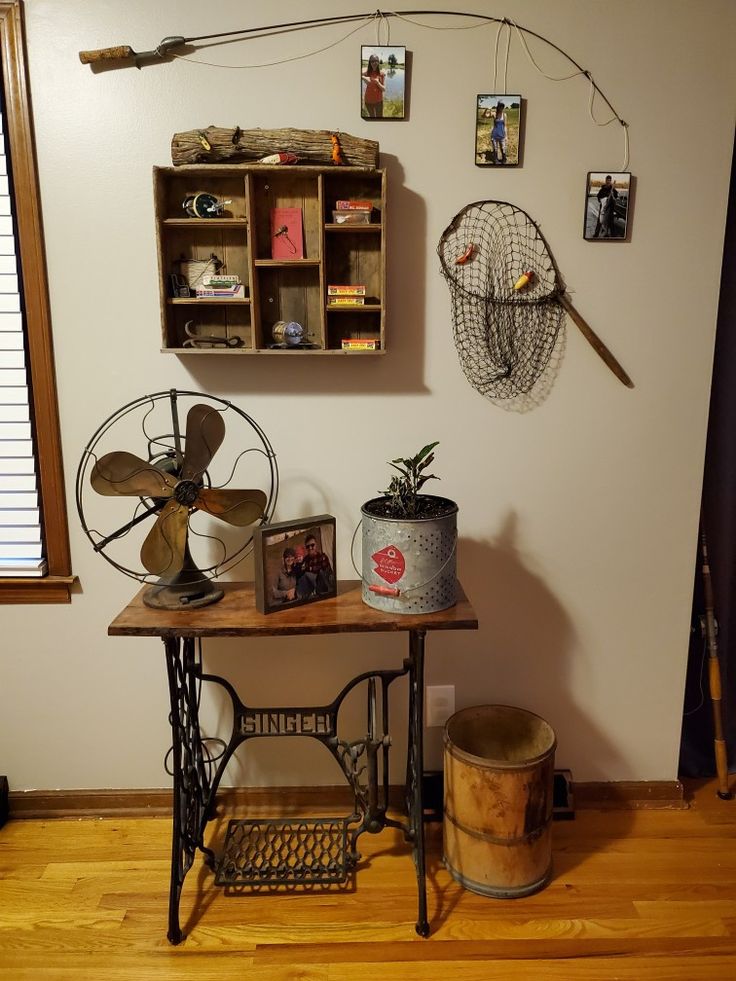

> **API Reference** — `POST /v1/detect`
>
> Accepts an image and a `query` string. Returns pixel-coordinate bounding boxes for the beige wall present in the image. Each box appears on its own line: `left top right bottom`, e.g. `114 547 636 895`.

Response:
2 0 735 789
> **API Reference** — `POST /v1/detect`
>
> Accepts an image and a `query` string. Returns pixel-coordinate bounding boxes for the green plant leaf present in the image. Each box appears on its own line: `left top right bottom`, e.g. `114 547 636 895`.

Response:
379 442 440 518
416 441 439 462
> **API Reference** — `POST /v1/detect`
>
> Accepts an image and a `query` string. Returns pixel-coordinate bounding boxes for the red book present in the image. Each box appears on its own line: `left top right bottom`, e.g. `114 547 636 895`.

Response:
270 207 304 259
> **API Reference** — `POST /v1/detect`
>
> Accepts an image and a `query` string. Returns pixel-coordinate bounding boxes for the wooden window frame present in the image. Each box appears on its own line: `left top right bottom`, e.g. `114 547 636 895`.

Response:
0 0 73 603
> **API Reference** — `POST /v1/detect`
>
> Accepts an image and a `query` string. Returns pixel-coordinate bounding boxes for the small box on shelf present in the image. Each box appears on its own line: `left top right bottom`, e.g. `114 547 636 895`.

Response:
327 284 367 296
195 284 245 300
335 199 373 211
328 296 365 306
331 210 372 225
341 338 379 351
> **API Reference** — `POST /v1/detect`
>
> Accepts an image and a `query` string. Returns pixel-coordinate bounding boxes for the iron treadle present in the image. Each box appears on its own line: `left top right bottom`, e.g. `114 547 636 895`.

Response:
215 816 352 887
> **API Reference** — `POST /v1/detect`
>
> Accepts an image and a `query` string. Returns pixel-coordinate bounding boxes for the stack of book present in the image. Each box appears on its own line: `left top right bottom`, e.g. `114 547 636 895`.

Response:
196 274 245 299
327 284 366 306
331 199 373 225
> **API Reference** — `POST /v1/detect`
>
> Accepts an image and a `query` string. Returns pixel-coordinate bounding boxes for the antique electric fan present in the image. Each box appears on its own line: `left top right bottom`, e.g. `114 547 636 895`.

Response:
76 390 278 609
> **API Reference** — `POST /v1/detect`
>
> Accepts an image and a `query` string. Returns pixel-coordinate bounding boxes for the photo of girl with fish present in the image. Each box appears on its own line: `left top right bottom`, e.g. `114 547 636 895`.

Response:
475 94 522 166
361 46 406 119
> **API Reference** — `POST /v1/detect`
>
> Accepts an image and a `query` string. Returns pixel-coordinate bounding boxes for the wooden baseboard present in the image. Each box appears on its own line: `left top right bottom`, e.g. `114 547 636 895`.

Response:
8 780 685 819
574 780 686 810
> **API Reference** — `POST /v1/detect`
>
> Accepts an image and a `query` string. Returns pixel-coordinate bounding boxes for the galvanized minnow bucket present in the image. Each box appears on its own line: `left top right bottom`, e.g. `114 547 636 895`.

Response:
358 496 458 614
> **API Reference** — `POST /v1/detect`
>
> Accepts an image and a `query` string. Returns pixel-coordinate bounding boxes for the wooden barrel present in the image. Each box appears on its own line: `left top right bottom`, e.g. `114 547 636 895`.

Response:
443 705 556 898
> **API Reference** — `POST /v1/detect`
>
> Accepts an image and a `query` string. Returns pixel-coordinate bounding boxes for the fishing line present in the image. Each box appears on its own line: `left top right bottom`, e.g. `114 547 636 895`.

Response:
171 15 373 69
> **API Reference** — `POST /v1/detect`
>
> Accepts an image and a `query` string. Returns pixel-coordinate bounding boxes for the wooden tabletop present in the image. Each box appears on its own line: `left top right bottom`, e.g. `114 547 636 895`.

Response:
108 580 478 639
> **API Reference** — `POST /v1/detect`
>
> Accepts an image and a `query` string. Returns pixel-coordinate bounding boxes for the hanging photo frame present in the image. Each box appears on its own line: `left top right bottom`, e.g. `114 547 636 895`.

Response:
583 172 631 240
475 95 522 166
360 45 406 119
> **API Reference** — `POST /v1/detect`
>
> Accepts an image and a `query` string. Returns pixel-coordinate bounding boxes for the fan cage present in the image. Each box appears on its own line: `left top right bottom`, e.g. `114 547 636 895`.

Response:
76 390 279 584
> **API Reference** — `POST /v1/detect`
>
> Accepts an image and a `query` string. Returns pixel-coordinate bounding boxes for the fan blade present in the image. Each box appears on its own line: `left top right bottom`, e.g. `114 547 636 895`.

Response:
196 488 267 526
181 404 226 480
91 452 176 498
140 499 188 577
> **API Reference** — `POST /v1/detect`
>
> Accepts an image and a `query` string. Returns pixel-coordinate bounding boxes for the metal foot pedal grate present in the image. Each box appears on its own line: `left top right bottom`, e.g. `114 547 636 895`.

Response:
215 817 351 887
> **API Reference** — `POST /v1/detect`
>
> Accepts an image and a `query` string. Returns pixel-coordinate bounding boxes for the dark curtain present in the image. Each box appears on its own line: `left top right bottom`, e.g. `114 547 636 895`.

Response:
679 133 736 777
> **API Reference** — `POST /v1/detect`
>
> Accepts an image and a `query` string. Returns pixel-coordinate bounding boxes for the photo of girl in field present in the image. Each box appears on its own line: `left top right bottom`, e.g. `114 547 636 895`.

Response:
361 46 406 119
475 94 522 166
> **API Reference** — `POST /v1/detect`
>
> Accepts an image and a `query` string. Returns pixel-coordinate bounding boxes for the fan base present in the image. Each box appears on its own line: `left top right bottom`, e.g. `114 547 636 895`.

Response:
143 580 224 610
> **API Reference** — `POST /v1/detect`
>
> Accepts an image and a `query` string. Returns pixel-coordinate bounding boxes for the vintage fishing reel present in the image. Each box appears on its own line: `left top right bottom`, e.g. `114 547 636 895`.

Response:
182 192 232 218
271 320 304 347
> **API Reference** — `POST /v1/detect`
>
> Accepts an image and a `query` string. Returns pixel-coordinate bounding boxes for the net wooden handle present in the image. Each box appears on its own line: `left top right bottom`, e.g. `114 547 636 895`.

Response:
79 46 133 64
559 293 634 389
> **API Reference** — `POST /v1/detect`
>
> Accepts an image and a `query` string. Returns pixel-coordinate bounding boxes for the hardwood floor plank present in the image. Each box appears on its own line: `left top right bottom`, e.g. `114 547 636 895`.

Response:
0 778 734 977
323 957 736 981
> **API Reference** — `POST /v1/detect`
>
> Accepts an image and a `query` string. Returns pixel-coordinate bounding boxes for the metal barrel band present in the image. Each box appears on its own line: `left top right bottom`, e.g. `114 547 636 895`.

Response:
445 864 553 900
444 808 550 847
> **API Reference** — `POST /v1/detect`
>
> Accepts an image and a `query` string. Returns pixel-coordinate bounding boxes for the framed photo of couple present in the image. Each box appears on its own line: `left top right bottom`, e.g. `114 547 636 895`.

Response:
254 515 337 615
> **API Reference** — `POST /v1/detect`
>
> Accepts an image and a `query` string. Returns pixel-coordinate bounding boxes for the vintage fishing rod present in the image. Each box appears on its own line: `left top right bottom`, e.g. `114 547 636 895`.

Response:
78 8 625 129
699 516 732 800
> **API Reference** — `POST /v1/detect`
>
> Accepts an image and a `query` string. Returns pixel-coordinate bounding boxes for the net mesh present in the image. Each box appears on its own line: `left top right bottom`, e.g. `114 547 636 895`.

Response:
438 200 565 400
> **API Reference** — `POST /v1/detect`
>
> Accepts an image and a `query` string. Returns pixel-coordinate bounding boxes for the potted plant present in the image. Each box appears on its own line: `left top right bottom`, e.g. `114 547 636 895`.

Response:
360 442 458 613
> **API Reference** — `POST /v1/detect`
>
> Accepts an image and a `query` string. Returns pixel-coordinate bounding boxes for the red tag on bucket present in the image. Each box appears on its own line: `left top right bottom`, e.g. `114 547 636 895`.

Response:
371 545 405 584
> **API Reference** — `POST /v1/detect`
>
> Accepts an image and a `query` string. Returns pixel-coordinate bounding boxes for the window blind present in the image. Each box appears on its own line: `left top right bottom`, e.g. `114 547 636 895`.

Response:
0 104 45 577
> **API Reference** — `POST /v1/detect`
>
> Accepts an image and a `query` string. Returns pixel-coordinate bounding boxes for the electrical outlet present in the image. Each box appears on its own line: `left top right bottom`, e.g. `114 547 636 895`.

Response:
426 685 455 727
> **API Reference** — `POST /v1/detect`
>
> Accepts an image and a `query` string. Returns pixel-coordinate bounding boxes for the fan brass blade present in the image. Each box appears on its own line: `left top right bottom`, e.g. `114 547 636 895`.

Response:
140 499 188 577
91 451 176 498
196 488 267 526
181 404 226 480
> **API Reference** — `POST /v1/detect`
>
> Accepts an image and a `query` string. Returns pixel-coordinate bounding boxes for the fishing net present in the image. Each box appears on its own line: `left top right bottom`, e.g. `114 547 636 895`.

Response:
437 200 565 400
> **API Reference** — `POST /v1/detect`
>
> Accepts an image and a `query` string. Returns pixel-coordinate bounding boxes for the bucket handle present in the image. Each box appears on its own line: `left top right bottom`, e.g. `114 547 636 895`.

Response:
350 517 457 597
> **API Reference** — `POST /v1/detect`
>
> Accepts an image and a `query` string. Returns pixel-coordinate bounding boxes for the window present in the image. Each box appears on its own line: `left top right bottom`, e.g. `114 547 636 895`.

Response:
0 0 72 603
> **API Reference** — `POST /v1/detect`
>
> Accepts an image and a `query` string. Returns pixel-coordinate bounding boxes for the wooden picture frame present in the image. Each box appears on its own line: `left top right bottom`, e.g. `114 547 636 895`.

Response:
475 94 522 167
361 45 406 119
254 515 336 614
583 171 631 240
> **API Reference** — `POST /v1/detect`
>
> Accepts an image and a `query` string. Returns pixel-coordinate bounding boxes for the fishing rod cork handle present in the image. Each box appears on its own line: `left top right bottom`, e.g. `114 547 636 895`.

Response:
79 46 133 64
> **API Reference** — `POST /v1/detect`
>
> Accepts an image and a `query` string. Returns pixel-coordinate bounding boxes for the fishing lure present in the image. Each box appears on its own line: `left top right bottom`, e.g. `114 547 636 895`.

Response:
513 269 535 291
331 133 346 166
258 152 299 164
455 243 475 265
196 130 212 151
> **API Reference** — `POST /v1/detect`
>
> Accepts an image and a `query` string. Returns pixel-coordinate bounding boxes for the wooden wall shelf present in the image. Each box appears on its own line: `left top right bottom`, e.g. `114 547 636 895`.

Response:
153 165 387 354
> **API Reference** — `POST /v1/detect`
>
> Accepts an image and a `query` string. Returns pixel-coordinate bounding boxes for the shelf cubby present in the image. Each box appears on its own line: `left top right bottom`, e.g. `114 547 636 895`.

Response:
154 165 386 355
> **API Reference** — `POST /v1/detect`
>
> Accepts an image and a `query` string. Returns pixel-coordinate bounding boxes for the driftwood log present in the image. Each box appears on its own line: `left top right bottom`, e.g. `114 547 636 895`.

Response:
171 127 379 168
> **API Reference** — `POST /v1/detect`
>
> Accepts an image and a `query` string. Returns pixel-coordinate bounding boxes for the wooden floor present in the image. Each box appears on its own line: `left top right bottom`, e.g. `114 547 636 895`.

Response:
1 779 735 979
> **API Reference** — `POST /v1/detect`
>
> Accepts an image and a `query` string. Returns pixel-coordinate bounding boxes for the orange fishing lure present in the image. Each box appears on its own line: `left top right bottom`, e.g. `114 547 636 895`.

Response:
330 133 346 165
455 243 475 265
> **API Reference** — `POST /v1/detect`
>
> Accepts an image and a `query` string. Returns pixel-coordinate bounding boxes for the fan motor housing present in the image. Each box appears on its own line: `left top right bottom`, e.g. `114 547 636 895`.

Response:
174 479 200 506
